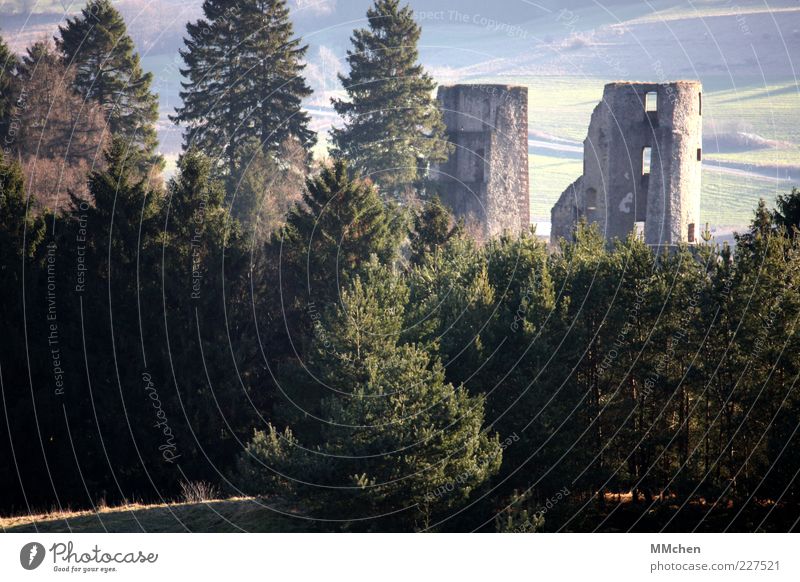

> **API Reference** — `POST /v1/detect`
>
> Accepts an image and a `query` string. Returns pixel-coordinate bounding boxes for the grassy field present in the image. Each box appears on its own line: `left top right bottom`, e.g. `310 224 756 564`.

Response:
705 149 800 170
530 150 791 226
3 495 794 533
529 153 582 221
1 498 315 533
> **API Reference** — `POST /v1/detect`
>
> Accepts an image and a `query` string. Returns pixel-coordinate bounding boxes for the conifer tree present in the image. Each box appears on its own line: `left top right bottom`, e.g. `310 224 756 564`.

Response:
239 261 502 530
57 0 161 171
0 34 19 141
275 159 404 310
735 198 774 249
409 196 461 265
173 0 315 175
256 160 405 431
0 153 45 264
331 0 451 197
773 188 800 237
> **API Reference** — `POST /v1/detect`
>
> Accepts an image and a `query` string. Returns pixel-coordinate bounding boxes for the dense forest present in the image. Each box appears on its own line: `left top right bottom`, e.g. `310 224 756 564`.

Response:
1 0 799 532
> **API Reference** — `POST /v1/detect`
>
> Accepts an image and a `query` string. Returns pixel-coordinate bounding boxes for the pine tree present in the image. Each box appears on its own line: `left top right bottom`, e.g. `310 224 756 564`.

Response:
57 0 161 171
275 159 404 310
0 34 19 141
409 195 461 265
404 233 494 384
172 0 315 176
0 153 45 263
331 0 451 197
79 137 161 267
773 188 800 237
256 160 405 432
158 149 258 468
239 261 502 530
736 198 775 249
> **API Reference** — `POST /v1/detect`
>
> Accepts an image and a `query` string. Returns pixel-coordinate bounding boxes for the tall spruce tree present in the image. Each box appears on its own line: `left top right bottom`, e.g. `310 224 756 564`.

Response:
331 0 451 197
56 0 161 171
172 0 315 176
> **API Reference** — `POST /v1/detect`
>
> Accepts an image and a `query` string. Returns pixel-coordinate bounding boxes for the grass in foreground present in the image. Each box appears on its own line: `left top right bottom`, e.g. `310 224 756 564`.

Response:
1 498 316 533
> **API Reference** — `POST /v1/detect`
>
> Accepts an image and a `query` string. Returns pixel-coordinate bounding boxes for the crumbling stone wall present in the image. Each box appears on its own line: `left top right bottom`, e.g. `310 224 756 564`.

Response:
432 84 530 239
551 81 703 247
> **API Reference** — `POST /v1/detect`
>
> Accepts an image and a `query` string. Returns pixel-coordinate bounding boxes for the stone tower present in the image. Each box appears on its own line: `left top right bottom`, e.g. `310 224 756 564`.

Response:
431 84 530 239
551 81 702 247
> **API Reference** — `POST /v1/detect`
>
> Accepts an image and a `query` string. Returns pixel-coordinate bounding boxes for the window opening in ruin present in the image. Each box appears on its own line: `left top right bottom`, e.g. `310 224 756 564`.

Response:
645 91 658 112
699 92 702 116
697 148 702 161
635 221 646 238
642 147 652 175
475 148 485 183
586 188 597 211
688 223 696 243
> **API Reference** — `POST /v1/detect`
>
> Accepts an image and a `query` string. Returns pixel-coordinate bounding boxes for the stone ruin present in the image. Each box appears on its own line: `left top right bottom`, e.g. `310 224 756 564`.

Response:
551 81 703 247
430 81 702 248
431 84 530 239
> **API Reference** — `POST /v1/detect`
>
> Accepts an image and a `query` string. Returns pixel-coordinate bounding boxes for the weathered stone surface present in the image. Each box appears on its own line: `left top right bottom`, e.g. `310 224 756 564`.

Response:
551 81 703 247
432 84 530 239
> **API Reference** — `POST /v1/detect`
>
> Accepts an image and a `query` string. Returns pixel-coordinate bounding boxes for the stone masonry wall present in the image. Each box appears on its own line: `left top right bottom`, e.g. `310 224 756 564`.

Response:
551 81 703 247
432 84 530 239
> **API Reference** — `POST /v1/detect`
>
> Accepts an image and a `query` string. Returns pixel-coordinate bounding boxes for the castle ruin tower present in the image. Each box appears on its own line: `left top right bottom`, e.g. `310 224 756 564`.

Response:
432 84 530 239
551 81 702 247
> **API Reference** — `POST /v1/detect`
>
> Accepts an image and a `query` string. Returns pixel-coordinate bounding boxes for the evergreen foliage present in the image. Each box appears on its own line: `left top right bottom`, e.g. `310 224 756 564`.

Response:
330 0 451 197
57 0 161 171
172 0 315 175
0 34 19 141
239 261 502 530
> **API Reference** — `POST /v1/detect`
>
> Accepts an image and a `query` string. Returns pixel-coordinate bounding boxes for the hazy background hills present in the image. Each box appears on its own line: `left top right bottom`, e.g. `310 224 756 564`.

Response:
2 0 798 230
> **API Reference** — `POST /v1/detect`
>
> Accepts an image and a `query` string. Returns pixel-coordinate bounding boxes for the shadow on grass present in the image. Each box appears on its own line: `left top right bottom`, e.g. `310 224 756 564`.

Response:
2 498 316 533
